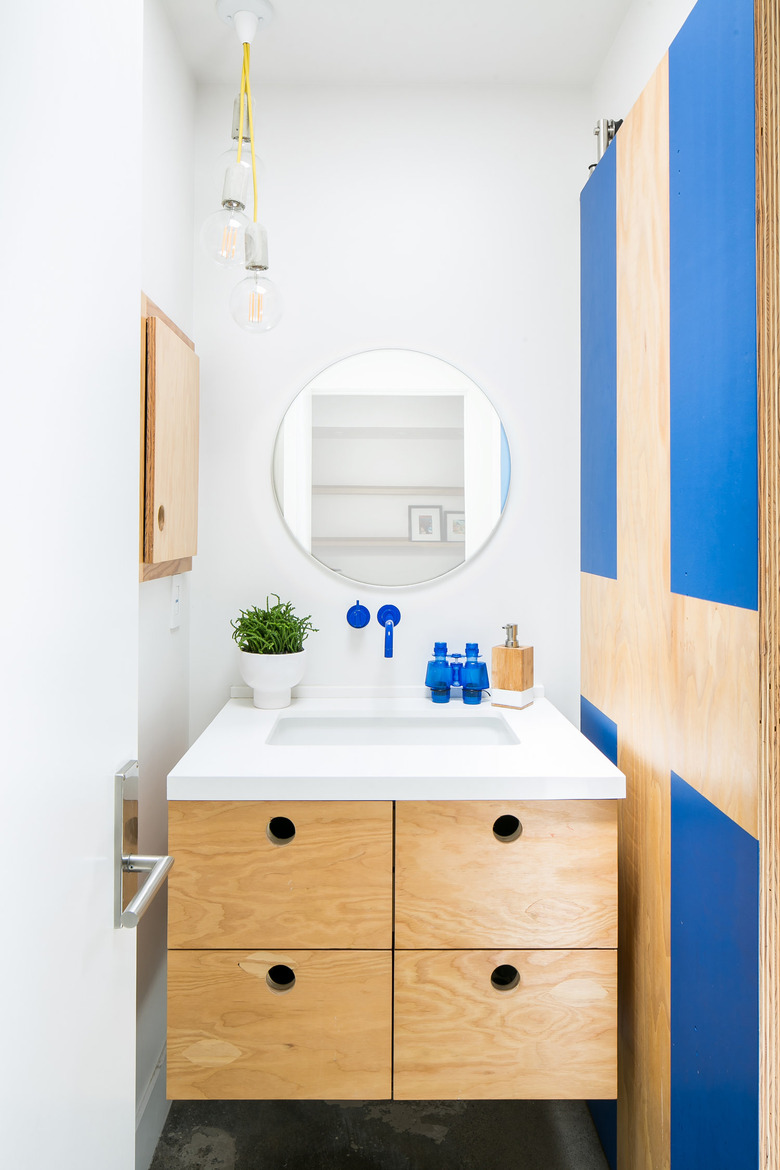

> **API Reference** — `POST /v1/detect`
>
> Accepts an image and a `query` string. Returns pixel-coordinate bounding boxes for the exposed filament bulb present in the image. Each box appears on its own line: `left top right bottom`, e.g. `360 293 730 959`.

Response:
230 269 281 333
200 205 248 267
248 288 265 323
199 162 250 267
221 222 241 262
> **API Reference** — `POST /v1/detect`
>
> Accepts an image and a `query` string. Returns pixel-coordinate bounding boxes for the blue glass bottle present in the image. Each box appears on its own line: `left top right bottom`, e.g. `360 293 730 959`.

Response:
425 642 451 703
462 642 490 704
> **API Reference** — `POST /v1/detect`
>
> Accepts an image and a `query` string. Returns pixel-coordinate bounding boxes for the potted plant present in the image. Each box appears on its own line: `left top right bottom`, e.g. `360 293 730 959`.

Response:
231 595 318 709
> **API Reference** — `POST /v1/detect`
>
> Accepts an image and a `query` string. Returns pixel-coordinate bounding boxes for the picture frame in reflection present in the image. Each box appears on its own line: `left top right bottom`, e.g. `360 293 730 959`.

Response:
408 505 443 543
444 510 466 542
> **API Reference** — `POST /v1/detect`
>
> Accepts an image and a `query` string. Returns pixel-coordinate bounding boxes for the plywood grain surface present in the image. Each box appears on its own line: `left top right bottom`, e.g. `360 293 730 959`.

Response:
756 0 780 1161
393 949 617 1101
167 949 392 1100
144 314 199 564
169 800 393 950
395 800 617 950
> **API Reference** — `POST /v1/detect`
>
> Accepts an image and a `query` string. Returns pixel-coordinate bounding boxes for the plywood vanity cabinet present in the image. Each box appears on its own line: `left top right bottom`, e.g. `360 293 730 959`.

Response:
167 800 393 1100
392 800 617 1100
167 785 618 1101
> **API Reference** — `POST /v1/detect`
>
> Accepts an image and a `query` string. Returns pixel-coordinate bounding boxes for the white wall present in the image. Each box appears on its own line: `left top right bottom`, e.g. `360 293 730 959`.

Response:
591 0 698 120
189 83 593 736
137 0 195 1164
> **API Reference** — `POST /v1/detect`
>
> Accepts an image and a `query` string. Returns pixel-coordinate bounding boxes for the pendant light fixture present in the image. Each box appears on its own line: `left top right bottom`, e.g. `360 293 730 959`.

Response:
202 0 282 332
214 93 263 214
199 158 250 267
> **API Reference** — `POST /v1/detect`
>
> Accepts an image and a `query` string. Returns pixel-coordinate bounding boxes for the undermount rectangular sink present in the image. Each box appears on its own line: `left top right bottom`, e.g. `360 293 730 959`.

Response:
266 713 520 747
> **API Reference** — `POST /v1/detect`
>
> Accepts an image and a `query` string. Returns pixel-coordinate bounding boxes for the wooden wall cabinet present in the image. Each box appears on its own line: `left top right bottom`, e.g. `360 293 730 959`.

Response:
140 297 199 581
167 797 617 1101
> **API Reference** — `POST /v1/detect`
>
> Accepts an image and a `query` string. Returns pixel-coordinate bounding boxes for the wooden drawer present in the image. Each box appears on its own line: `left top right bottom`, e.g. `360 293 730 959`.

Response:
167 949 392 1100
168 800 393 949
395 799 617 949
393 949 617 1100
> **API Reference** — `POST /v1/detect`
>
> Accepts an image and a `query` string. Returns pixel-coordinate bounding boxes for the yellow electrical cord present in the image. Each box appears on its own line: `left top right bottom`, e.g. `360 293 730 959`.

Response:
236 49 247 164
243 42 259 223
234 44 258 223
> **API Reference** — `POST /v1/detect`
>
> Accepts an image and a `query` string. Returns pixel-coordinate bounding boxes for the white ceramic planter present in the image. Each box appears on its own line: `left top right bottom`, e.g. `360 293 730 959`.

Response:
238 649 307 709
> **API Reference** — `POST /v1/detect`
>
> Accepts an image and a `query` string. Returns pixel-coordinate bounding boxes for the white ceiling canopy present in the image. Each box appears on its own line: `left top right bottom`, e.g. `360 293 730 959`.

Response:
161 0 633 88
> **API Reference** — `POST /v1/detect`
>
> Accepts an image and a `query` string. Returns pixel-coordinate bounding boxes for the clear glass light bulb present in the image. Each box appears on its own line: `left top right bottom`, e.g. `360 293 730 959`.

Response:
199 206 249 266
229 272 283 333
200 163 250 266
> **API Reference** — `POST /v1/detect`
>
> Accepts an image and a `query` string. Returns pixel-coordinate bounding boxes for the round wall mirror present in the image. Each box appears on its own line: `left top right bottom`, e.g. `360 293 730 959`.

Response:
271 350 511 587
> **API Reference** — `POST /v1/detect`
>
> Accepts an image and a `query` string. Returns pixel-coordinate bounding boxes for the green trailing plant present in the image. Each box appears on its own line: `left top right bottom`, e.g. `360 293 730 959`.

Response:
231 595 317 655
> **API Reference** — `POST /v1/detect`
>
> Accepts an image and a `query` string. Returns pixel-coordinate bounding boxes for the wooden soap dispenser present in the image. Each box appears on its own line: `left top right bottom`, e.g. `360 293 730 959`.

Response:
491 624 535 710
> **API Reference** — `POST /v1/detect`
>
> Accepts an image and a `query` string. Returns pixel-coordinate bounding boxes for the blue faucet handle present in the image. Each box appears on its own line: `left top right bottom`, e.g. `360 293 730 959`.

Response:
377 604 401 658
346 601 371 629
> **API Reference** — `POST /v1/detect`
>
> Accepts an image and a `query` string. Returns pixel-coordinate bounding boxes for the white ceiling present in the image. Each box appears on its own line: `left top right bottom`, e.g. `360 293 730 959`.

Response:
161 0 634 88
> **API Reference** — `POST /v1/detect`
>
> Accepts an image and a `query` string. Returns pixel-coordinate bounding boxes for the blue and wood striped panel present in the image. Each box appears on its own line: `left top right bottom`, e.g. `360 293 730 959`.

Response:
668 0 758 610
580 695 618 1170
671 772 759 1168
581 144 617 580
580 695 618 768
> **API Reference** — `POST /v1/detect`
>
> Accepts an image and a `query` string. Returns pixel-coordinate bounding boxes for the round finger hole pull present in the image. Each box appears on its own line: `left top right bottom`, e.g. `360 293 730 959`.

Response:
267 816 296 846
491 964 520 992
492 814 522 843
157 504 165 531
266 964 296 993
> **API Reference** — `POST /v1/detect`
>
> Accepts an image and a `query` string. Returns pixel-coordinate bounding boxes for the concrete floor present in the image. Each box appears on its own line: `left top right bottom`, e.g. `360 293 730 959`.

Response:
150 1099 609 1170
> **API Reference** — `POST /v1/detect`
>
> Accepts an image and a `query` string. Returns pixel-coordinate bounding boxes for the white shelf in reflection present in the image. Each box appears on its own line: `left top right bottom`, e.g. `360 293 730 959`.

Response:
312 484 464 495
312 537 461 550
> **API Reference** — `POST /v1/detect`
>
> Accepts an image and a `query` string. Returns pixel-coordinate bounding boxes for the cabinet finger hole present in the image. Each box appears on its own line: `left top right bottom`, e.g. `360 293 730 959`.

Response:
157 504 165 531
492 814 522 842
490 964 520 992
267 816 296 846
266 964 296 993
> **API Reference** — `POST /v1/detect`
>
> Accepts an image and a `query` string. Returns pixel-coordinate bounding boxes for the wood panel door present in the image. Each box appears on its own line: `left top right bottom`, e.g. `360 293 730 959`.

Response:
167 949 392 1100
169 800 394 949
143 313 199 565
393 948 617 1100
395 800 617 949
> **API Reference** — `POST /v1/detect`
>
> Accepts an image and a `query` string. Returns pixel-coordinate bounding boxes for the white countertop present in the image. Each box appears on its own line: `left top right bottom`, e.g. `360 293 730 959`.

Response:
167 691 625 801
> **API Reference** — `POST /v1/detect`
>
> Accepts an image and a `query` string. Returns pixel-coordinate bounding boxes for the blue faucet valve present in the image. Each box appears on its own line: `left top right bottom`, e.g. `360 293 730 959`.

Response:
346 601 371 629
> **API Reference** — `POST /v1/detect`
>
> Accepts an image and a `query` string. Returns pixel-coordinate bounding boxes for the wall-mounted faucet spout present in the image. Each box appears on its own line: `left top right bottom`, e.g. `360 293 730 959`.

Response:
377 605 401 658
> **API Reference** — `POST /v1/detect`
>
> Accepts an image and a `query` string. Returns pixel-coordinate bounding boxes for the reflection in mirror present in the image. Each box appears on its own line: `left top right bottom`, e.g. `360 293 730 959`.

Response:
272 350 510 587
